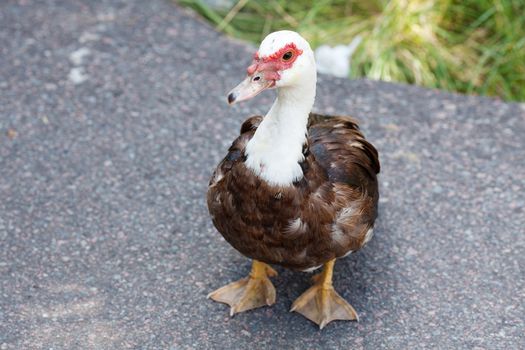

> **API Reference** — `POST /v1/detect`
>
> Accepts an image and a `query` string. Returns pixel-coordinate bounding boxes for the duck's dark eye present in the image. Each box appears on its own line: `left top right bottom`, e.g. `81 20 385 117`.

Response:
282 51 293 61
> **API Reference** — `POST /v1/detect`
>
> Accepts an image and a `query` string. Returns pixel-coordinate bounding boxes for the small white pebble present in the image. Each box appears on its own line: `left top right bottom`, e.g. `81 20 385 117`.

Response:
69 47 91 65
44 83 57 90
68 67 88 84
79 32 100 43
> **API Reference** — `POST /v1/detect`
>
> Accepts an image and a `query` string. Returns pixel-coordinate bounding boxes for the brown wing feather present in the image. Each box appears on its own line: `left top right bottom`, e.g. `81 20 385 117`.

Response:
308 112 359 127
308 112 379 174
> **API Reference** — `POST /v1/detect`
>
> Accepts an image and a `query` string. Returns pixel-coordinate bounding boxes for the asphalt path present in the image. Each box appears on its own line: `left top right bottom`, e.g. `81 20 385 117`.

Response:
0 0 524 348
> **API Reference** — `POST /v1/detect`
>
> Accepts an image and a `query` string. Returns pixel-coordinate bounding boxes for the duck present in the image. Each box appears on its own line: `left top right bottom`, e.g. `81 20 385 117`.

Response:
207 30 380 329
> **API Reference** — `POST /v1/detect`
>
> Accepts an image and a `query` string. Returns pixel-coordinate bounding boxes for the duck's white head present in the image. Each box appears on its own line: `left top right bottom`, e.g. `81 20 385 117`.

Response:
228 30 316 104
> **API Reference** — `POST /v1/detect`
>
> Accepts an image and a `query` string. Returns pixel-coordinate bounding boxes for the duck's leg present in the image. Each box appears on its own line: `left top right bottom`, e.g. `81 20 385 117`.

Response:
208 260 277 316
291 259 358 329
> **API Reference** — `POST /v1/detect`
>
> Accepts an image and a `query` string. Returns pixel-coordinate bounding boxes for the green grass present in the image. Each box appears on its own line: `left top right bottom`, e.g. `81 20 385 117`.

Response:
178 0 525 101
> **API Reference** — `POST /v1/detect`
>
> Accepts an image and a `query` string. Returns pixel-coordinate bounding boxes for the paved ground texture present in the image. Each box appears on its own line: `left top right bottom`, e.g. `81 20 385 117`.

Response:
1 0 524 349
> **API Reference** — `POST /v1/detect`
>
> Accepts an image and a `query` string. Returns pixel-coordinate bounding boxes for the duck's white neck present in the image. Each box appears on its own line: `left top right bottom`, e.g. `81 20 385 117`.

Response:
245 83 316 186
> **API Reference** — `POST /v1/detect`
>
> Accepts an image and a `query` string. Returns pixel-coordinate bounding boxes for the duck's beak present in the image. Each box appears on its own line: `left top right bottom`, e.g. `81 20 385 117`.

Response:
227 74 273 105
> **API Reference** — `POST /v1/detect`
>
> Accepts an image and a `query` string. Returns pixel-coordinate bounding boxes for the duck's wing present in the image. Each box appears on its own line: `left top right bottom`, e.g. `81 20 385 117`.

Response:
308 112 360 129
307 113 380 186
304 113 380 255
208 115 263 187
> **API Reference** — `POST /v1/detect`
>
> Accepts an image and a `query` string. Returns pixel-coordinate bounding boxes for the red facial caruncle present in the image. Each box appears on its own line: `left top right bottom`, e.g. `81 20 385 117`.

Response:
247 43 303 82
227 42 304 105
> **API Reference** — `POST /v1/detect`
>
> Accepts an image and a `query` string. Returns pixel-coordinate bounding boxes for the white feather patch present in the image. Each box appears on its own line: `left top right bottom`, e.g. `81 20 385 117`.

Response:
286 217 308 234
342 250 354 258
301 264 322 273
363 227 374 245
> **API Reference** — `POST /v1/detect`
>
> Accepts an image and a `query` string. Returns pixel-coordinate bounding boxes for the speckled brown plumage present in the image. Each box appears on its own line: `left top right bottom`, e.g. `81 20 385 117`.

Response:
207 113 380 271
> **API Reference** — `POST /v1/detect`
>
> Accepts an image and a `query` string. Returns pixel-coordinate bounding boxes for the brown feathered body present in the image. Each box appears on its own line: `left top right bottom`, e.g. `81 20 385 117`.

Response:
207 113 380 271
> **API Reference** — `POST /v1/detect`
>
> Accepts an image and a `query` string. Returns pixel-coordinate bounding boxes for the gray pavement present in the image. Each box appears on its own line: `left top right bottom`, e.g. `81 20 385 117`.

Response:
1 0 524 349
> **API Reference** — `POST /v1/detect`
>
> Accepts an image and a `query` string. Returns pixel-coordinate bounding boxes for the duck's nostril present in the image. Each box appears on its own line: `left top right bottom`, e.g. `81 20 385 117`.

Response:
227 92 236 104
